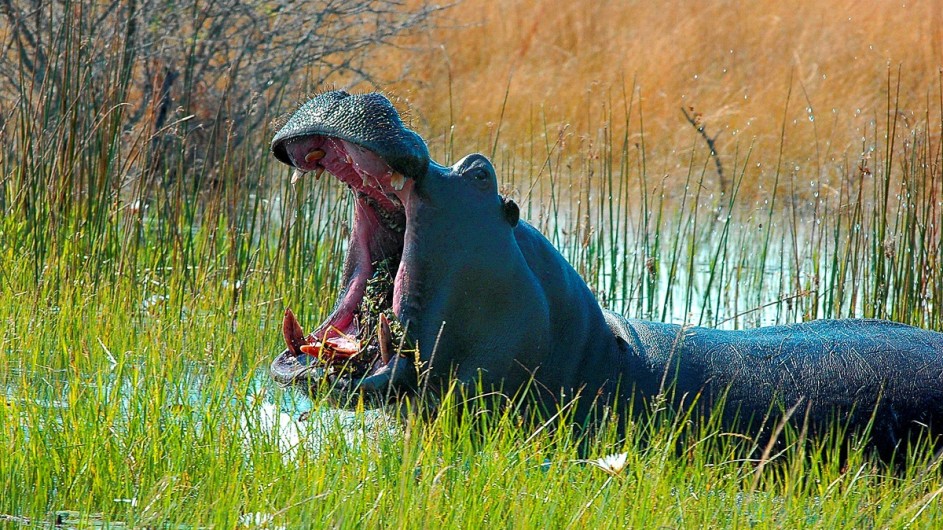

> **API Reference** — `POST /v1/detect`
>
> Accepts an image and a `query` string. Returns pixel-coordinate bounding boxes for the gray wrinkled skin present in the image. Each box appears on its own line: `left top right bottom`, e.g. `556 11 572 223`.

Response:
270 91 943 459
607 313 943 458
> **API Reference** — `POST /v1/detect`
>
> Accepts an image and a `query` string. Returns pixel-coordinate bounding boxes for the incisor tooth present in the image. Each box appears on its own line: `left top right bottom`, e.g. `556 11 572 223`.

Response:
390 172 405 191
291 169 305 184
304 149 326 163
314 167 325 180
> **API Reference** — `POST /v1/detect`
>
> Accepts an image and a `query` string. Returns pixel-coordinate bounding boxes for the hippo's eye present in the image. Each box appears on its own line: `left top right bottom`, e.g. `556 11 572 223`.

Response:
468 167 489 181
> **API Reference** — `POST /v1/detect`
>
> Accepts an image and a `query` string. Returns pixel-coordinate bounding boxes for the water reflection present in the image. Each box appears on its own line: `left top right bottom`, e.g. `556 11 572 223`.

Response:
242 372 395 460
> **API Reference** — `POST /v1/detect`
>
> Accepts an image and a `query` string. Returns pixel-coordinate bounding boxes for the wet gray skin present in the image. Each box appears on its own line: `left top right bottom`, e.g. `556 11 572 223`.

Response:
271 91 943 459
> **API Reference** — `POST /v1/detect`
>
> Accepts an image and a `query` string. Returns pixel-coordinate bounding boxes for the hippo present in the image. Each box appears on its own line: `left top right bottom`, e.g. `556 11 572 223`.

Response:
269 90 943 459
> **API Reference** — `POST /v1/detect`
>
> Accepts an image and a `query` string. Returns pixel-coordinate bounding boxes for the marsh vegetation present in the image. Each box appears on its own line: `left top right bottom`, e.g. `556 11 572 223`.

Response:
1 0 941 526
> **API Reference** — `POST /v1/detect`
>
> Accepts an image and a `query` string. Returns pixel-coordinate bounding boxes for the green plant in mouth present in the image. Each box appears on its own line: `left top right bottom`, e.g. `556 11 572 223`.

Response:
359 257 414 358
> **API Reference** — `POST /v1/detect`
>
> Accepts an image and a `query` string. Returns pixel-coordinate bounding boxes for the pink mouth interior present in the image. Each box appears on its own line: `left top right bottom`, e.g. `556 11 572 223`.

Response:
282 136 411 360
294 137 402 211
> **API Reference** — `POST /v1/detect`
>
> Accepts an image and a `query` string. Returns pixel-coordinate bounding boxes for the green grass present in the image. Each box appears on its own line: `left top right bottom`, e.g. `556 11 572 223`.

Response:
3 306 943 529
2 14 943 527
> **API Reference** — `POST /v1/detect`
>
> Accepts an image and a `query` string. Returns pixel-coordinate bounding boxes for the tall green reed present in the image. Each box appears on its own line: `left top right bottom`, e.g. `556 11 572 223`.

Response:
471 73 942 331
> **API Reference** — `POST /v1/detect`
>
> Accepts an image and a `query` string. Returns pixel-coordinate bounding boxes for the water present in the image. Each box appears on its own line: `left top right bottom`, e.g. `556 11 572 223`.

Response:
3 366 397 464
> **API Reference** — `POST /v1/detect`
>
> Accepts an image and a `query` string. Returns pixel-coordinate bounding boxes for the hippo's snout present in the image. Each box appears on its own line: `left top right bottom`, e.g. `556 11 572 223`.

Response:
271 90 430 181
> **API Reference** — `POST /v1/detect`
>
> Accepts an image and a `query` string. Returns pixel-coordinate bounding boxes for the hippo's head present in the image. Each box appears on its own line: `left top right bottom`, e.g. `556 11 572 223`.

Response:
269 91 521 405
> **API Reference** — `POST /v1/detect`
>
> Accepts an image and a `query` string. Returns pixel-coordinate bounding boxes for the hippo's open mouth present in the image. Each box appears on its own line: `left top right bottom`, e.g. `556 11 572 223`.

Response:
269 91 429 397
277 135 410 379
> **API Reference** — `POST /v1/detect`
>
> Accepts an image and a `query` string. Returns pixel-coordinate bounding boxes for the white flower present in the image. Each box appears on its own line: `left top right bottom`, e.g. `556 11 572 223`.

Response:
588 452 629 476
238 512 286 530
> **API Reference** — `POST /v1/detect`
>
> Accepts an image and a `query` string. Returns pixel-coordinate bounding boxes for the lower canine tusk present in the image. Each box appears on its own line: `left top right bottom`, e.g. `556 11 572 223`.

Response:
379 313 393 364
282 308 307 354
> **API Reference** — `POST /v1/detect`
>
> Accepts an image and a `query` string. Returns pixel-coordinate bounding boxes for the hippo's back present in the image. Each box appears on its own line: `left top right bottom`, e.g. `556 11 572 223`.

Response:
607 315 943 456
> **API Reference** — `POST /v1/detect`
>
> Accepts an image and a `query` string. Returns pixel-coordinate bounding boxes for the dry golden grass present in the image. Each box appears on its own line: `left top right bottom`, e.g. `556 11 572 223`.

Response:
373 0 942 199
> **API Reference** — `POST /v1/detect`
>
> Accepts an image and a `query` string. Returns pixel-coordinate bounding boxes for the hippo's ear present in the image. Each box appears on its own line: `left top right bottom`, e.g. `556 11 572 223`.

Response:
501 196 519 227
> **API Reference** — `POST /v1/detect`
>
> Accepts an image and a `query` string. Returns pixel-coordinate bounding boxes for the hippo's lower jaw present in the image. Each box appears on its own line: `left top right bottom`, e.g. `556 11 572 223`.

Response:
269 95 425 402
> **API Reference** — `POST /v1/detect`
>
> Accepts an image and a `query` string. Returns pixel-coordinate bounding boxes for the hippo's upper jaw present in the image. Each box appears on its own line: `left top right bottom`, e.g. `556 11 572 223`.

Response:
271 91 430 181
269 91 427 403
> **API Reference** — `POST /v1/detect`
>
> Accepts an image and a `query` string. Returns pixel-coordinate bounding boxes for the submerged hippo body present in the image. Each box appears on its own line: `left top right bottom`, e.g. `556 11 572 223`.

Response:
609 315 943 457
270 91 943 458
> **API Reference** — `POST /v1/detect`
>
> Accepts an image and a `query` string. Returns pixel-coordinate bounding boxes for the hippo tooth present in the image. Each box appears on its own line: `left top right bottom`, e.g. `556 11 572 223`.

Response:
282 308 307 355
313 167 325 180
379 313 393 365
390 172 405 191
361 173 372 187
291 169 305 185
304 149 326 163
